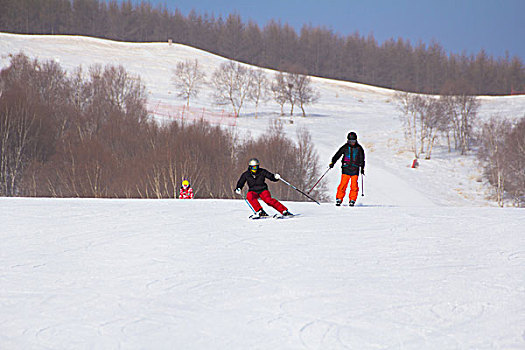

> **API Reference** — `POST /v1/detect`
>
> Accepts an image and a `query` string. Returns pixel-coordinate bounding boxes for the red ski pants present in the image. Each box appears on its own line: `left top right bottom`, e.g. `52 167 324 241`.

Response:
247 190 287 214
336 174 359 201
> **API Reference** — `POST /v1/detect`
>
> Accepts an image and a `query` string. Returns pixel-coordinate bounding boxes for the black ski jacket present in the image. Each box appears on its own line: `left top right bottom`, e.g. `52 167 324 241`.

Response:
331 141 365 176
236 168 279 193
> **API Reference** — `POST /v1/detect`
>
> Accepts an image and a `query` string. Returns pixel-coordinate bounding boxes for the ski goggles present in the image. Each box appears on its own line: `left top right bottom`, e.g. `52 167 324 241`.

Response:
249 165 259 171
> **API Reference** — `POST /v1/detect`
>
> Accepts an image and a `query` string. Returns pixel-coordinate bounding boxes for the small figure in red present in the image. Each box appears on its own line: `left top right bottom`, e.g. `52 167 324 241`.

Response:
179 180 194 199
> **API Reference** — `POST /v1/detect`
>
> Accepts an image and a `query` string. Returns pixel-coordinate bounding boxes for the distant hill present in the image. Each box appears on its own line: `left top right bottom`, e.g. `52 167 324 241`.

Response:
0 0 523 95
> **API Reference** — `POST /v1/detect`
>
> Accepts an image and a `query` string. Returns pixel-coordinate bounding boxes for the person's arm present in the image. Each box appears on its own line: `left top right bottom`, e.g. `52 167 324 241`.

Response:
264 169 280 182
330 145 344 167
235 172 247 191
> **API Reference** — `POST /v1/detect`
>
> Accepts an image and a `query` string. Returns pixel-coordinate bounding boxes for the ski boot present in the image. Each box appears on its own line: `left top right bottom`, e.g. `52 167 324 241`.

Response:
349 200 356 207
256 209 269 218
282 210 293 217
335 198 342 206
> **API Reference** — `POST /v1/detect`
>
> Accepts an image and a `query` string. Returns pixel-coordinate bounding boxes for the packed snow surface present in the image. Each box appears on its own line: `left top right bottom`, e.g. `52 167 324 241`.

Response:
1 33 525 349
1 198 524 349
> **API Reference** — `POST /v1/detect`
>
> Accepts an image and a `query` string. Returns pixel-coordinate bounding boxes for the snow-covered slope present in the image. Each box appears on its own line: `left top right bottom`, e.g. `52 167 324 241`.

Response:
1 33 525 349
1 198 524 349
2 32 524 206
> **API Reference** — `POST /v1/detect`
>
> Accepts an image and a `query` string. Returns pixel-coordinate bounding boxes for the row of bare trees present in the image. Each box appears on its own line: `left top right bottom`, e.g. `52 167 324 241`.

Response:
0 54 326 201
271 66 320 117
1 0 523 95
478 117 525 207
396 84 525 207
172 59 320 117
396 83 480 159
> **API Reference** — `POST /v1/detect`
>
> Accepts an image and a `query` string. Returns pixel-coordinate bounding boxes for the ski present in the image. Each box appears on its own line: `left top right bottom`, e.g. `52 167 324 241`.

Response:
249 214 272 220
249 213 300 219
273 213 300 219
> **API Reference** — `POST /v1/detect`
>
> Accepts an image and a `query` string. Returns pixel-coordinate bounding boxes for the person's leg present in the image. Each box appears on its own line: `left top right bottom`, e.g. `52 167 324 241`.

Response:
349 175 360 201
336 174 351 200
246 191 262 212
259 190 287 214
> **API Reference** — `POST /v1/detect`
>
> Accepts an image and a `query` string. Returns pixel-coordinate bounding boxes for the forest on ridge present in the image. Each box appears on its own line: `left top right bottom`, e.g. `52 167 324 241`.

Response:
1 0 524 95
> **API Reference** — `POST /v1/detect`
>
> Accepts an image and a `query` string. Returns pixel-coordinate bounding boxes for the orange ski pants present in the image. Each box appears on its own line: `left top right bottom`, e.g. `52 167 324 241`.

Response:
336 174 359 201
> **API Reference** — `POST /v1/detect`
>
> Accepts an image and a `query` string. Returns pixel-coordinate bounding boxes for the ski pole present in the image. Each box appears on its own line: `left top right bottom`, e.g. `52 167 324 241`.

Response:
279 178 321 205
361 174 365 196
242 194 256 214
307 167 331 194
244 198 256 213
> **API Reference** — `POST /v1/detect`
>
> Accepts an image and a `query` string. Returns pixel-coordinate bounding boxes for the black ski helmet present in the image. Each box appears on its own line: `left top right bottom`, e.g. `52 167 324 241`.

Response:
248 158 260 173
347 132 357 141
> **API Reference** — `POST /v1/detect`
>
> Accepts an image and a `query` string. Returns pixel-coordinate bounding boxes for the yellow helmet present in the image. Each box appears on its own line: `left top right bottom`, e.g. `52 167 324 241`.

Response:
182 180 190 187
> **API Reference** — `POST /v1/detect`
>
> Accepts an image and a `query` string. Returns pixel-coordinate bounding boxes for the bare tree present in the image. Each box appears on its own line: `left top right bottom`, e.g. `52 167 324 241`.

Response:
441 94 480 154
247 68 269 118
0 55 58 196
397 92 452 159
396 91 421 158
285 78 296 116
411 95 449 159
499 116 525 206
478 117 512 206
291 73 320 117
0 105 37 196
211 61 252 117
441 82 480 155
271 71 287 116
99 65 147 118
422 97 448 159
271 67 319 117
294 126 327 199
171 59 206 107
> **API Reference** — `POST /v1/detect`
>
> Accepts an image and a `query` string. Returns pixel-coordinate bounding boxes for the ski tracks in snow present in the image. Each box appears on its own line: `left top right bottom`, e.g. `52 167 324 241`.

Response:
1 199 524 348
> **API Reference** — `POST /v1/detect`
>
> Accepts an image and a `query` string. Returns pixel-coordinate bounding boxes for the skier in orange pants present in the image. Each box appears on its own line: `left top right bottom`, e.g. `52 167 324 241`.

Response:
329 132 365 206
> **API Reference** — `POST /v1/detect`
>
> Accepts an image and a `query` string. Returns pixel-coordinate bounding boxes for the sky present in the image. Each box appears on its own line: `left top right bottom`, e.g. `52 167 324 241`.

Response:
125 0 525 61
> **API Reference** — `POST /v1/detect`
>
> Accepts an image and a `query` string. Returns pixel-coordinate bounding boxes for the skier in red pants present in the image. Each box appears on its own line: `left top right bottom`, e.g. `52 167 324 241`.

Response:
235 158 293 218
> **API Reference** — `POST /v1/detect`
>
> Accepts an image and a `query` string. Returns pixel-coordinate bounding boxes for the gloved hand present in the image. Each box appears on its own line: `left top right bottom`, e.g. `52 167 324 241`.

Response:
361 168 365 175
329 162 334 169
274 173 281 180
235 188 242 195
